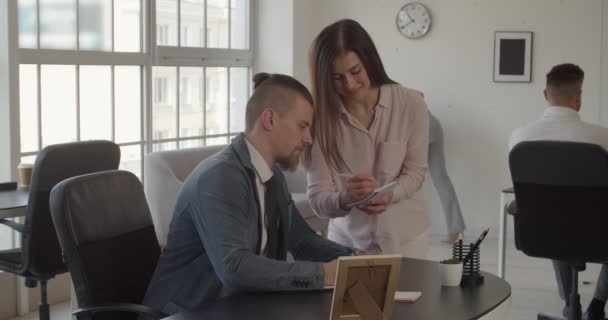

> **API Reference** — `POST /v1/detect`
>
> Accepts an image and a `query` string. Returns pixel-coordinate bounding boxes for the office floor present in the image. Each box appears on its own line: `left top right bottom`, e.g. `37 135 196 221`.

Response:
9 234 603 320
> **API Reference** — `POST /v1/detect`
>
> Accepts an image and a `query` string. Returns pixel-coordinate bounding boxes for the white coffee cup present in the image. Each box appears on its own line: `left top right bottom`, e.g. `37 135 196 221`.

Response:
17 163 34 187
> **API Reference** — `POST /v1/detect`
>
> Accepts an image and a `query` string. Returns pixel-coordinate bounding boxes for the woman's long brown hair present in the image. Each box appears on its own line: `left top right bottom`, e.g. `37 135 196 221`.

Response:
304 19 397 171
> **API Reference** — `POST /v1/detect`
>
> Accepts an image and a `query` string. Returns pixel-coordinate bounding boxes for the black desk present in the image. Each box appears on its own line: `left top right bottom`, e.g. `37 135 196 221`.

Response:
166 258 511 320
0 188 29 219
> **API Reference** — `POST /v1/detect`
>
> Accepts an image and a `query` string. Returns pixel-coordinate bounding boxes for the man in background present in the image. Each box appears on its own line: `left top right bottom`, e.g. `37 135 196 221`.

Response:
509 63 608 320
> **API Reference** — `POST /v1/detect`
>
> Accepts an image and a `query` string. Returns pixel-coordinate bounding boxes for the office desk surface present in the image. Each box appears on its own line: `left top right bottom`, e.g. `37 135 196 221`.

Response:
166 258 511 320
0 188 28 219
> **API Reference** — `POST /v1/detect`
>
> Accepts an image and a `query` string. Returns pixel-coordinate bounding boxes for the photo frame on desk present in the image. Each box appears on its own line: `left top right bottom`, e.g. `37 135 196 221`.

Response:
493 31 533 82
330 254 401 320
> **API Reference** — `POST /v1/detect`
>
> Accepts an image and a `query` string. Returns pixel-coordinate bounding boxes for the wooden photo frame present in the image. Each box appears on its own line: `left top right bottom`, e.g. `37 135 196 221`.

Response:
330 254 402 320
493 31 533 82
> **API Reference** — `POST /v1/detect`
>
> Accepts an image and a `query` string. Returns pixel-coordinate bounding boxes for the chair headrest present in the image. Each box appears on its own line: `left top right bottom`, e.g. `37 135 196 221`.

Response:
51 170 153 245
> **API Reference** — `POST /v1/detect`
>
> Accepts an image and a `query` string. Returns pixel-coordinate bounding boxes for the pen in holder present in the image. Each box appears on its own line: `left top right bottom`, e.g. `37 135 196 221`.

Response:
452 240 484 286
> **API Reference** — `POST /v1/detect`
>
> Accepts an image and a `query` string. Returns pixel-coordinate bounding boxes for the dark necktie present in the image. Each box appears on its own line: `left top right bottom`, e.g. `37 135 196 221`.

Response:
263 176 284 259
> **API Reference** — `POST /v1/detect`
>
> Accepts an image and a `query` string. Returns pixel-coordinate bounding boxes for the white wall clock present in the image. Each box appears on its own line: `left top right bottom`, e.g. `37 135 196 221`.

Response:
396 2 432 39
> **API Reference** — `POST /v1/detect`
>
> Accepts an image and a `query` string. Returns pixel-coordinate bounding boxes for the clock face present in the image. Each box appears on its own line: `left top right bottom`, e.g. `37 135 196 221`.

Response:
396 2 432 39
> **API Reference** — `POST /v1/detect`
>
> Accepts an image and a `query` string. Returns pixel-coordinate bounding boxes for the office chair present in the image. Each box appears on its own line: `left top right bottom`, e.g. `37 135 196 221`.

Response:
50 170 165 320
0 140 120 320
509 140 608 320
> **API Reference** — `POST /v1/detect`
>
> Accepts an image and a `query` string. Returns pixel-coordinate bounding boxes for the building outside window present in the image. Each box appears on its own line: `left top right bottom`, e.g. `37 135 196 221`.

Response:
3 0 252 259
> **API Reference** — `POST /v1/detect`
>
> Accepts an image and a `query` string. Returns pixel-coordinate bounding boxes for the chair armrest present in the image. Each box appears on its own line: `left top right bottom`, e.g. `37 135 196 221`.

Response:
505 200 518 216
73 303 167 319
0 219 28 233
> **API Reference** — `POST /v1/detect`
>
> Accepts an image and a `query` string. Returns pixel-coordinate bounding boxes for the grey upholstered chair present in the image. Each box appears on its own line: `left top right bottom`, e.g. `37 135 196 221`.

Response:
50 170 165 320
144 145 328 247
144 145 225 246
0 140 120 320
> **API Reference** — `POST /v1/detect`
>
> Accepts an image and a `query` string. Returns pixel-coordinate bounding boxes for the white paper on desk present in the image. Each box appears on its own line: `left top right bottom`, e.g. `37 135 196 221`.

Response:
394 291 421 303
345 181 397 208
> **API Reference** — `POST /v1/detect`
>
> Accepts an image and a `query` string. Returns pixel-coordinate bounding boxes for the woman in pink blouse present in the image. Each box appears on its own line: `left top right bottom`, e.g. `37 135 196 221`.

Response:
305 19 430 257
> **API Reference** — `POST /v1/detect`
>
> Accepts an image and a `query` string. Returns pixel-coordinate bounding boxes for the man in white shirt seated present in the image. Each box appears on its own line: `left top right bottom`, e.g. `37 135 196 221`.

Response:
509 63 608 320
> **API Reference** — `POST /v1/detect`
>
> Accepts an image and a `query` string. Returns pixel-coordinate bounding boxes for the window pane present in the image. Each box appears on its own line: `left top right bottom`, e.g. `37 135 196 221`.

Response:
115 66 141 143
181 0 205 47
114 0 141 52
180 139 204 149
153 142 177 152
153 67 177 140
205 67 228 135
79 0 112 51
18 0 38 49
21 155 37 166
229 67 248 133
207 0 229 48
0 225 12 250
40 0 77 50
41 65 77 146
230 0 249 49
80 66 111 140
156 0 178 46
206 136 228 146
179 67 203 138
19 65 39 153
119 144 142 180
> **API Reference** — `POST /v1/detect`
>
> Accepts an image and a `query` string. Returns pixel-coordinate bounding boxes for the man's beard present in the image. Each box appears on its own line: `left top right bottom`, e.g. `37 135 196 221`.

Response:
277 150 301 172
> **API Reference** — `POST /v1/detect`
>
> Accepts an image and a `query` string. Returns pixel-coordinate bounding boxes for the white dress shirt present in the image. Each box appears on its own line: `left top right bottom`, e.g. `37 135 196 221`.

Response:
244 138 273 252
509 106 608 151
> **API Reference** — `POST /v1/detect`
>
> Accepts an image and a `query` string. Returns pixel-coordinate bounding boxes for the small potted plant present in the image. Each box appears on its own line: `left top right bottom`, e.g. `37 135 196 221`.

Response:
439 258 463 286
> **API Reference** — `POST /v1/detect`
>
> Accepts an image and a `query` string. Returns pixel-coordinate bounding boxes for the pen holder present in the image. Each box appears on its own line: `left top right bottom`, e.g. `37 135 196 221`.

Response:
452 241 484 287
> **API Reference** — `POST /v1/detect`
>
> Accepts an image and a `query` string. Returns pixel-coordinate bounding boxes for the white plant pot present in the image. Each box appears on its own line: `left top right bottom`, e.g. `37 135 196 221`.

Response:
439 262 463 287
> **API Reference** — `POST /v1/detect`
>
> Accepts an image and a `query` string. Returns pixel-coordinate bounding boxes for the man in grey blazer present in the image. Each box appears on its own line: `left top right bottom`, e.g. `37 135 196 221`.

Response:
142 73 353 317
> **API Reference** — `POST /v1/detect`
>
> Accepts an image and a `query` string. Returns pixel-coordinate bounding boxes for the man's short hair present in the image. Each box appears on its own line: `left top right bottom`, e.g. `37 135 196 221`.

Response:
546 63 584 99
245 73 313 132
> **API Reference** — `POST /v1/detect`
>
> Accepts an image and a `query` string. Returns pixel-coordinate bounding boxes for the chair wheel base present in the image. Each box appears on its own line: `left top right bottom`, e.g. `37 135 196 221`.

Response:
538 313 562 320
24 278 37 288
39 303 50 320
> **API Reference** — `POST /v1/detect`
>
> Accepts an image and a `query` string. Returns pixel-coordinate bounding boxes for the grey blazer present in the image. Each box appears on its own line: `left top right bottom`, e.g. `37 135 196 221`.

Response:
142 134 350 316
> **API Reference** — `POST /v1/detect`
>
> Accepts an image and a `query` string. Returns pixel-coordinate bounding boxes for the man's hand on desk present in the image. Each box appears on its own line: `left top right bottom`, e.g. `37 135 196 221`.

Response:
323 260 338 286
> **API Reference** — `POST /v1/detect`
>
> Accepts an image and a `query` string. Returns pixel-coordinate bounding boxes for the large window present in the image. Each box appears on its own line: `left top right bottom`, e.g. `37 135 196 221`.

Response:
13 0 252 179
152 0 251 150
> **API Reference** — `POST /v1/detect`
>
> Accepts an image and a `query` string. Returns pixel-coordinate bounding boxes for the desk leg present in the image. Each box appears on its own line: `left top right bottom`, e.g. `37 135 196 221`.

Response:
14 216 29 316
16 277 29 316
498 192 507 279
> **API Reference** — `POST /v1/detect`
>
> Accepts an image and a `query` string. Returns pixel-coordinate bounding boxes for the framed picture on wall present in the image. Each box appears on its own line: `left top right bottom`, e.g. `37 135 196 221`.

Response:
493 31 533 82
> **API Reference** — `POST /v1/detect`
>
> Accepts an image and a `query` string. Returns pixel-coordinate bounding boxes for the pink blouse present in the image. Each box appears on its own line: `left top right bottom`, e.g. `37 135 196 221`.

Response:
307 84 429 253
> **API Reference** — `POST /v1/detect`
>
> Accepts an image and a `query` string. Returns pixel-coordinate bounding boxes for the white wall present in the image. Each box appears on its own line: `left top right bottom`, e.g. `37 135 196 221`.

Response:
0 1 18 183
292 0 322 85
253 0 294 75
286 0 608 237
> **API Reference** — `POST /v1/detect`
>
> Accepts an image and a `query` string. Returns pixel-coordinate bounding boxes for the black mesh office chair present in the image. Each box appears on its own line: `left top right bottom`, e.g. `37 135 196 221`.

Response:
509 140 608 320
0 140 120 320
50 170 165 320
